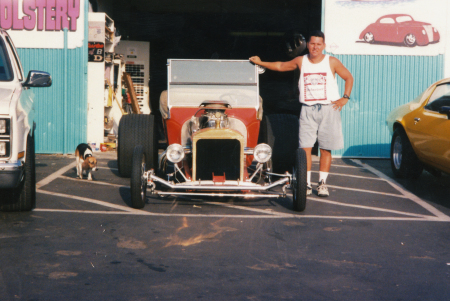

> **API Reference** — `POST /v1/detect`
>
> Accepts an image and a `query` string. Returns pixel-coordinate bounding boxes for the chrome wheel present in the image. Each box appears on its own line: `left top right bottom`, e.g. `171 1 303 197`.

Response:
404 34 416 47
130 145 147 209
140 160 147 200
390 128 423 179
364 32 374 43
392 135 402 170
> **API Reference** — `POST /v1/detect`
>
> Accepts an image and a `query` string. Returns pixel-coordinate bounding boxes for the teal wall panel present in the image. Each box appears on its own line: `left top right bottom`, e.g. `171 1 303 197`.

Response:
322 0 445 158
16 1 88 154
333 54 444 157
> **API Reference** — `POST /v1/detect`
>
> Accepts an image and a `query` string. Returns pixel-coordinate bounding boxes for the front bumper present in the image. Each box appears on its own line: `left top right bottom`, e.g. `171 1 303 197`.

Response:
145 169 291 198
0 162 24 189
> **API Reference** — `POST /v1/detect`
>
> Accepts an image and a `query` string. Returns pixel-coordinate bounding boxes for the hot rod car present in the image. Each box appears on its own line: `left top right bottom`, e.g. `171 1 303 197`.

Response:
117 59 307 212
359 14 440 47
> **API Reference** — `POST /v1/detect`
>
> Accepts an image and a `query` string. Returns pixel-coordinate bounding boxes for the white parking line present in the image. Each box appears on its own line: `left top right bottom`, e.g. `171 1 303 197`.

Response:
352 160 450 222
34 159 450 222
96 167 118 171
307 196 435 219
312 162 360 169
36 161 77 189
37 189 138 213
311 170 384 181
58 175 127 188
310 182 407 198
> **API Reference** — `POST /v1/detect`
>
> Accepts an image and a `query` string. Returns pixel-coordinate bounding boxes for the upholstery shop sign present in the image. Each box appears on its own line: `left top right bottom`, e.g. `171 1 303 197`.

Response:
324 0 446 56
3 0 85 49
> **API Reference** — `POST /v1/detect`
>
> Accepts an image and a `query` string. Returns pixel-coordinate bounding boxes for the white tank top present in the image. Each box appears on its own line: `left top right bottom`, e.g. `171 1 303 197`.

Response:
298 54 341 105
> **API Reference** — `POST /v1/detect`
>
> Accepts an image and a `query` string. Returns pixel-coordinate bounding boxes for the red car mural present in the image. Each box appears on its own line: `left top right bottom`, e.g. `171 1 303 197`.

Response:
359 14 440 47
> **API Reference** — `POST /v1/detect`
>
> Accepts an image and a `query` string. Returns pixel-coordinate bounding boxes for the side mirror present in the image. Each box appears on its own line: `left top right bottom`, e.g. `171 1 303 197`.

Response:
438 106 450 119
23 70 52 87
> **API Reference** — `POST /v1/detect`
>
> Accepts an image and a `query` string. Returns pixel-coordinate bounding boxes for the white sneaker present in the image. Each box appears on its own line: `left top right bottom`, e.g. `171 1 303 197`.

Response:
317 180 329 197
307 184 312 196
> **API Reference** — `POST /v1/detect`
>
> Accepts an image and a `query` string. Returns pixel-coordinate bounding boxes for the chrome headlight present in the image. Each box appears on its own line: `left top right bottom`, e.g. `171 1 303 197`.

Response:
422 29 426 35
0 141 6 156
253 143 272 163
166 144 185 163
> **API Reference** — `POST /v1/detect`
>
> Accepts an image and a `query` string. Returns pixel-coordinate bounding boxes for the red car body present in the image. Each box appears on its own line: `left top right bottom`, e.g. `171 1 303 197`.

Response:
359 14 440 47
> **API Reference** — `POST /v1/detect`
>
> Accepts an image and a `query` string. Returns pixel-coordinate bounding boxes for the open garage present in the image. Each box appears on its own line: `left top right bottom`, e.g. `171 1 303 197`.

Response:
97 0 321 115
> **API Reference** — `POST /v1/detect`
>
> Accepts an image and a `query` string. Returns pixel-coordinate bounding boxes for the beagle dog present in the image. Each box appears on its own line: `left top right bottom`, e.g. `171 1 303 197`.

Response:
75 143 97 180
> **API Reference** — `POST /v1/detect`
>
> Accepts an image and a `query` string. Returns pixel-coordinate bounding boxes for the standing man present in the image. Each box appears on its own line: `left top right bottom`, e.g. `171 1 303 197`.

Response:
249 30 353 197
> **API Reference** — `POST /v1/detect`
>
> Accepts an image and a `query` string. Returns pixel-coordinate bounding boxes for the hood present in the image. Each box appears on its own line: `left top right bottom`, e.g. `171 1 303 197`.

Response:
399 21 431 27
0 87 14 114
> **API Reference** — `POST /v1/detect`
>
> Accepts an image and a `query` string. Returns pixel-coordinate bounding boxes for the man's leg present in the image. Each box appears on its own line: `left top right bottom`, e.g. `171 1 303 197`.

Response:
317 148 331 197
319 148 332 173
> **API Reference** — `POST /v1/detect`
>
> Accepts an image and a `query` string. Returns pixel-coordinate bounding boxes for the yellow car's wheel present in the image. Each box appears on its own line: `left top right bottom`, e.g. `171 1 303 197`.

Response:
390 128 423 179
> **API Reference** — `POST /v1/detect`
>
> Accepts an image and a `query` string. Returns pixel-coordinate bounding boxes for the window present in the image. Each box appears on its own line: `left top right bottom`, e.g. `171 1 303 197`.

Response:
380 18 395 24
425 83 450 112
0 38 13 81
5 35 23 81
396 16 413 23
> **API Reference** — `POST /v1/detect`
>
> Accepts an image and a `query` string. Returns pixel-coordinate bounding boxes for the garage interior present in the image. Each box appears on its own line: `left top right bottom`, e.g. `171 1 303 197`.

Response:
93 0 321 116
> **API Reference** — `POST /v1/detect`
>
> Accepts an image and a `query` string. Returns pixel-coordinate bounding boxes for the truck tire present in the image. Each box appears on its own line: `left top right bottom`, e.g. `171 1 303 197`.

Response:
259 114 299 173
1 133 36 212
118 114 158 177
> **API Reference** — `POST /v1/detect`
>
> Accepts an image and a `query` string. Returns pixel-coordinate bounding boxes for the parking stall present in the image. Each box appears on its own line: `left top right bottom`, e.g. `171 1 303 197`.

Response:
32 153 450 222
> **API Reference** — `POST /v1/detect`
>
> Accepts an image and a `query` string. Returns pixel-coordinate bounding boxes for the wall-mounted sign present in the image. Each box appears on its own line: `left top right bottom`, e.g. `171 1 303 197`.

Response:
88 21 104 43
4 0 85 49
88 42 104 62
325 0 446 56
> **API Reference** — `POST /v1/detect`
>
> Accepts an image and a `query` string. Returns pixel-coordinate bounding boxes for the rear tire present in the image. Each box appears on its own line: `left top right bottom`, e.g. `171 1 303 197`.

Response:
1 133 36 212
259 114 299 173
130 145 147 209
390 128 423 179
292 148 307 212
118 114 158 177
364 32 374 43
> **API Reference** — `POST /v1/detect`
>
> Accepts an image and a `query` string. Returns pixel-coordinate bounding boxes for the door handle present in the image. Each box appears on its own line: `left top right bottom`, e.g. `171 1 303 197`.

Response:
414 117 420 125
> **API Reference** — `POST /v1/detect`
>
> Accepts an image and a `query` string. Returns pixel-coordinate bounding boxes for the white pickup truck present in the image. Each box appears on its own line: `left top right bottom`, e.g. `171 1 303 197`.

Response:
0 29 51 211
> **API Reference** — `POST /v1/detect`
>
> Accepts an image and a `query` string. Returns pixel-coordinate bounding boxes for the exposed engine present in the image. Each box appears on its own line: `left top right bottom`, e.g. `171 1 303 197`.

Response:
189 108 229 135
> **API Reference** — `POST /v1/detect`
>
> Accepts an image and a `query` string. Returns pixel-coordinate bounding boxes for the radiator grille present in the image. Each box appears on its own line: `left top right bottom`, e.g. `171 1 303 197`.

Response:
195 139 241 181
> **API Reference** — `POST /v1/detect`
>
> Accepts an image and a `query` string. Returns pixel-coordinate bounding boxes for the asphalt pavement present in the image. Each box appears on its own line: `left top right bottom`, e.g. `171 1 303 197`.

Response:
1 152 449 300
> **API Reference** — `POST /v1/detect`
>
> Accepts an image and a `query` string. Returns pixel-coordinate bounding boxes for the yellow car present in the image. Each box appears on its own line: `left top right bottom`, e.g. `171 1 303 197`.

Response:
386 77 450 178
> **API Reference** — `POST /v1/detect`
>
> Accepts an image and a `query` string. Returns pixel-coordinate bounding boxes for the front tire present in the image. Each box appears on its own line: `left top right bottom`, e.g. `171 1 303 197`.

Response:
390 128 423 179
292 148 307 212
1 133 36 212
404 33 416 47
130 145 147 209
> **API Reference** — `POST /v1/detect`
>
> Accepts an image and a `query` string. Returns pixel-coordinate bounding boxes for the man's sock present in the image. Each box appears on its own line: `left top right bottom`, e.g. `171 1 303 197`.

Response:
307 171 311 186
319 171 328 184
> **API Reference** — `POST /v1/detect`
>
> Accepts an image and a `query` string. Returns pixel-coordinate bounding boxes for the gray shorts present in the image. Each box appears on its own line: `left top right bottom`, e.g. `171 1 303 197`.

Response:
299 104 344 150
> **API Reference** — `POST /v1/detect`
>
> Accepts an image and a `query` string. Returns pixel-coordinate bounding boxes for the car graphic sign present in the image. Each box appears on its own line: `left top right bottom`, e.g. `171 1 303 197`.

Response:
324 0 446 56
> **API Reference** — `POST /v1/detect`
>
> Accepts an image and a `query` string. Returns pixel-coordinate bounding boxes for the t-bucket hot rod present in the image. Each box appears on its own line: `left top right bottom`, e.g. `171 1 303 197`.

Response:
117 59 307 211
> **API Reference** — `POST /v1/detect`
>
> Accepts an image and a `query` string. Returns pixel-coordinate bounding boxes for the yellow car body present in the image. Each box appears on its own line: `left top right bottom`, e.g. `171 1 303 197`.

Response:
386 78 450 177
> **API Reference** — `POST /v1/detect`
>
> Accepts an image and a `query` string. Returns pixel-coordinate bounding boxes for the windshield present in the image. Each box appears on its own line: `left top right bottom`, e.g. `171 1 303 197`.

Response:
396 16 413 23
168 60 259 108
0 38 13 81
425 83 450 112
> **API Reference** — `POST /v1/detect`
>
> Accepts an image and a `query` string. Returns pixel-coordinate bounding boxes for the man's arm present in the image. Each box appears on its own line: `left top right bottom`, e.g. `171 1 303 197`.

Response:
330 57 354 111
249 56 301 72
